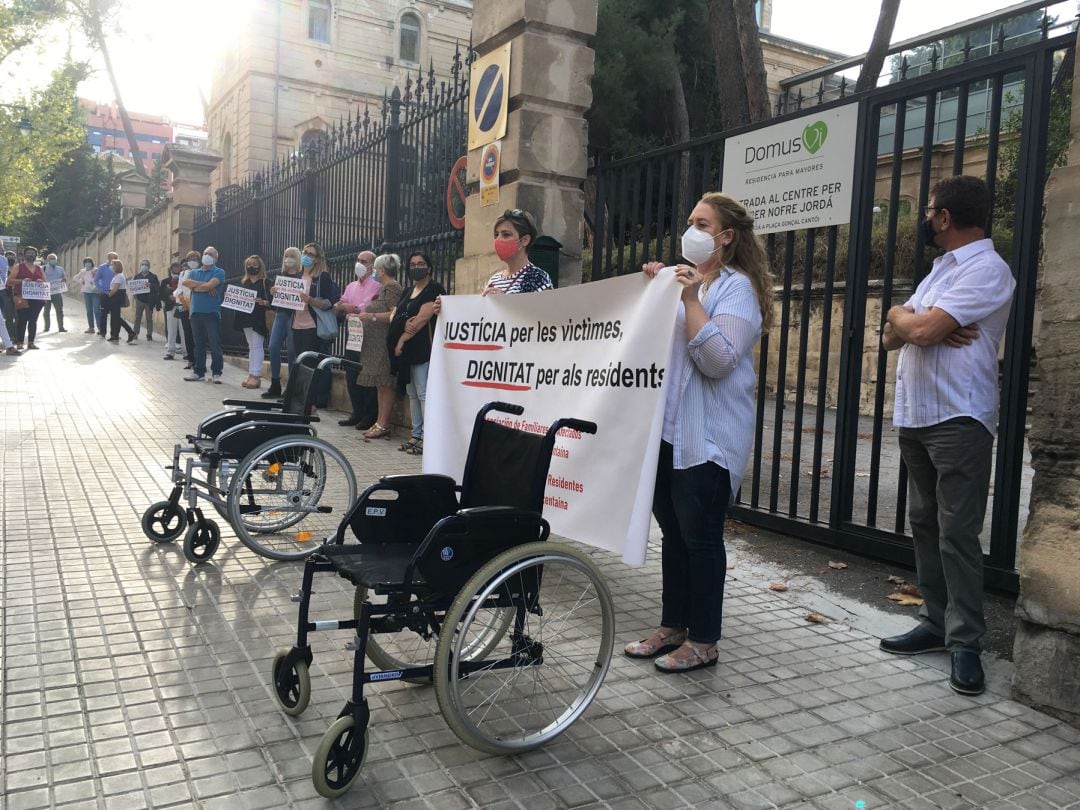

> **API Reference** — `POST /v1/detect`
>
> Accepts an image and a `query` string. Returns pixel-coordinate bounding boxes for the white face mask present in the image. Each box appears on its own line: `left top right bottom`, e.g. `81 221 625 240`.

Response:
681 226 718 267
187 260 199 270
284 257 299 268
201 254 214 266
354 262 368 279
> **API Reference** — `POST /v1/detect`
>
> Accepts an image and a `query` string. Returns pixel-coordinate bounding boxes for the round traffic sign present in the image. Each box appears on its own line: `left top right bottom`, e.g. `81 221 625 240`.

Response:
481 144 499 184
446 155 468 230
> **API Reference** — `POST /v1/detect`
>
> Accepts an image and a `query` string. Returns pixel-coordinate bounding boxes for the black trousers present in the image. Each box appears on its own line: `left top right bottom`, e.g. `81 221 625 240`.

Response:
179 312 195 362
16 301 44 344
344 349 377 424
103 295 134 339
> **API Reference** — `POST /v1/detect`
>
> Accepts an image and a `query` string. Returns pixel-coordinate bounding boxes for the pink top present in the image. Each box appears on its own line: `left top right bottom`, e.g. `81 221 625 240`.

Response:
341 277 381 310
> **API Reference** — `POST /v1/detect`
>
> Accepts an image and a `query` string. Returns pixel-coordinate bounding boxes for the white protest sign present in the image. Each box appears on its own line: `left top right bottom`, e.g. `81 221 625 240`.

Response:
345 315 364 352
425 272 682 565
50 279 68 295
723 102 858 234
221 284 257 314
20 280 51 301
128 278 151 296
272 276 308 311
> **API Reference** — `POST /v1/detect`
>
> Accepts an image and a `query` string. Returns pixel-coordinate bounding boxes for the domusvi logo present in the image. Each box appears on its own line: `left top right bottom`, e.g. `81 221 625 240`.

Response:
802 120 829 154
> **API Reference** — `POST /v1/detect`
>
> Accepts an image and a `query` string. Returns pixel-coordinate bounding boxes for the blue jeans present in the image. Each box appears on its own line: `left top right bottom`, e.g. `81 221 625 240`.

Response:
268 310 294 381
83 292 101 331
653 441 732 645
406 362 429 440
190 312 223 377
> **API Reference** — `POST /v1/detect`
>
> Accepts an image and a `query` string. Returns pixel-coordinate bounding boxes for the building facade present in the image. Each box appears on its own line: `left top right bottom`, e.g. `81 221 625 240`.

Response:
206 0 473 193
81 99 209 177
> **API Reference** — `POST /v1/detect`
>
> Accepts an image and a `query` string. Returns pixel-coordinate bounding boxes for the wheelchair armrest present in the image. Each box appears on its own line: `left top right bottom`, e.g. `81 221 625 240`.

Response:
221 399 283 410
213 420 315 450
232 410 317 424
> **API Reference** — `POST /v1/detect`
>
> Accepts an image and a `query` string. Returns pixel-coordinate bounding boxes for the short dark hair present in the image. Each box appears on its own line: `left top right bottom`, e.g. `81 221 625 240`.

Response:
406 251 435 272
930 175 990 230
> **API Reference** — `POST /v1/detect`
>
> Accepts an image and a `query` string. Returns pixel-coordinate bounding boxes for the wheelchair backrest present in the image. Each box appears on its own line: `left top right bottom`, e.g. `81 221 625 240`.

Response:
459 420 550 511
281 356 321 416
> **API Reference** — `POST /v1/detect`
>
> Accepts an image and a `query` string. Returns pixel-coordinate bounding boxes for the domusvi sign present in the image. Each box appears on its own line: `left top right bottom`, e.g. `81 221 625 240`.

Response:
722 103 858 234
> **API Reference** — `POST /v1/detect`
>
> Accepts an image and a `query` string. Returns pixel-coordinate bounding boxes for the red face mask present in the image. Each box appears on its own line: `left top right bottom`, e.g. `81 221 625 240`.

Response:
493 238 520 262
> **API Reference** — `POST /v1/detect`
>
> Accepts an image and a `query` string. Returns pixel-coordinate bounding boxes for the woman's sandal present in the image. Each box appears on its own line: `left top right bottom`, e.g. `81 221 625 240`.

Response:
654 641 719 673
363 423 392 440
404 439 423 456
624 628 687 659
398 438 419 452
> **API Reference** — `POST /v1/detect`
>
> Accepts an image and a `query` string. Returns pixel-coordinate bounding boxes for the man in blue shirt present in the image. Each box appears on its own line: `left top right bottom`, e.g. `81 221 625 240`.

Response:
42 253 67 332
93 252 118 336
183 245 226 383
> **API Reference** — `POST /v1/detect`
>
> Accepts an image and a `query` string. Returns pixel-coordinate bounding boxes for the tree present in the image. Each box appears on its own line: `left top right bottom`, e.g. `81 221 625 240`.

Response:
147 154 168 207
20 139 119 248
707 0 770 127
856 0 901 92
0 0 66 62
64 0 148 177
0 60 88 230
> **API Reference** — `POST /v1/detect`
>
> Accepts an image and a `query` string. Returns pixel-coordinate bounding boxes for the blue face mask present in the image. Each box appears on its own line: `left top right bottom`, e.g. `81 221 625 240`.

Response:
301 255 315 268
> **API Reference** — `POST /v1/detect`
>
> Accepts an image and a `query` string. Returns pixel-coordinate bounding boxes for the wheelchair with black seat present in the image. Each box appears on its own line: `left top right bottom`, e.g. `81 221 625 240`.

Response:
140 352 358 564
270 402 616 799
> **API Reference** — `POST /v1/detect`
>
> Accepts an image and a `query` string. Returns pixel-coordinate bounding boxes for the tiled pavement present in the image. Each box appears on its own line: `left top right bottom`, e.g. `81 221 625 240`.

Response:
2 332 1079 810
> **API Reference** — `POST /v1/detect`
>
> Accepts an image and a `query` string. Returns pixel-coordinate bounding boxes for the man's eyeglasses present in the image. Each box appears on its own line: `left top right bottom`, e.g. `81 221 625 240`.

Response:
409 263 429 269
923 206 940 217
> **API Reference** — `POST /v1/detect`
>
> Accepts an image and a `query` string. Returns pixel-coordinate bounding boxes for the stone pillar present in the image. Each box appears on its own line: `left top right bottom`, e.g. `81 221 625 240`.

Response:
455 0 598 293
118 171 150 219
1011 37 1080 725
163 145 222 257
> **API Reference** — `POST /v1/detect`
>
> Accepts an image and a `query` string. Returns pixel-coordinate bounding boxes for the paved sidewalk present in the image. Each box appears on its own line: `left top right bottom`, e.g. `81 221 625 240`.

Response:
1 334 1078 810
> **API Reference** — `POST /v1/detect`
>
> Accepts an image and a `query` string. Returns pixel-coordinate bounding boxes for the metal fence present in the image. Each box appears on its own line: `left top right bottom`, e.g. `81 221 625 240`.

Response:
194 47 471 353
589 3 1075 592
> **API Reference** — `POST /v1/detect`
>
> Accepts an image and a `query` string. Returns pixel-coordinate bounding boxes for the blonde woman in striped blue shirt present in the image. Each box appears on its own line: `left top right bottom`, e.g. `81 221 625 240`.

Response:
626 192 773 673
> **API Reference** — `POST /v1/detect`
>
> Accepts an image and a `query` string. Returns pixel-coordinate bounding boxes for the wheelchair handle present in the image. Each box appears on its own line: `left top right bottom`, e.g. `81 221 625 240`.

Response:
553 418 597 435
483 401 524 416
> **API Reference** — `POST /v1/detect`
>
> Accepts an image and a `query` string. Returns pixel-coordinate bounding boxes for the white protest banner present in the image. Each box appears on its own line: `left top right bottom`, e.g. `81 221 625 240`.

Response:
128 278 151 296
345 315 364 352
50 279 68 295
723 102 858 234
425 271 682 564
221 284 257 314
272 276 308 311
20 280 51 301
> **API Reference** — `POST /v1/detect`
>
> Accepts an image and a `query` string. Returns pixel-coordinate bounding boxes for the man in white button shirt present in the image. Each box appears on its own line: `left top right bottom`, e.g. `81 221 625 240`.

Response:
879 176 1014 697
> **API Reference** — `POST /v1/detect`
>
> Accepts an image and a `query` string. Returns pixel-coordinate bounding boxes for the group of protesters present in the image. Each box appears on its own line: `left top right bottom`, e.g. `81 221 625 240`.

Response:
0 245 73 354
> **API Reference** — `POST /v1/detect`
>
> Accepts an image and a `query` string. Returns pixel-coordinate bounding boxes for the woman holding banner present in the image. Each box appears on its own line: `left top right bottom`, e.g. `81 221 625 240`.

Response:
290 242 339 411
354 253 403 441
263 247 302 399
625 192 773 673
234 255 271 389
8 246 47 350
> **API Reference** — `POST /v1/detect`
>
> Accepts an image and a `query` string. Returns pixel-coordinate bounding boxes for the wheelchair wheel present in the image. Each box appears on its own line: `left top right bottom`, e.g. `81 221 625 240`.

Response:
226 437 357 561
354 587 512 685
434 542 614 756
183 520 221 563
311 715 368 799
142 500 186 543
271 650 311 716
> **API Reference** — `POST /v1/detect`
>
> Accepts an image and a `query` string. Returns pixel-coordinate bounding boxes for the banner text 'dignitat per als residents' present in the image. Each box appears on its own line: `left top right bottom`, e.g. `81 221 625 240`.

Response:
424 270 682 564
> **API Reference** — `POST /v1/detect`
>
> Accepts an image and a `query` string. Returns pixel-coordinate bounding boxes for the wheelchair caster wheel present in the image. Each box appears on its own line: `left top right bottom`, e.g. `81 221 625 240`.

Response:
142 501 186 543
183 520 220 563
271 649 311 716
311 715 368 798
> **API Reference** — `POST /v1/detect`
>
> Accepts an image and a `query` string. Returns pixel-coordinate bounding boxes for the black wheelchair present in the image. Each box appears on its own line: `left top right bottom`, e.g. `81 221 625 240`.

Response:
270 402 616 798
140 353 358 564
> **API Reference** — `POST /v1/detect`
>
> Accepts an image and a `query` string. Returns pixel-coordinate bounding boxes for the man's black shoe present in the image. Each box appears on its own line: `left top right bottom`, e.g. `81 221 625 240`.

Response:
338 417 361 427
880 625 946 655
949 650 985 695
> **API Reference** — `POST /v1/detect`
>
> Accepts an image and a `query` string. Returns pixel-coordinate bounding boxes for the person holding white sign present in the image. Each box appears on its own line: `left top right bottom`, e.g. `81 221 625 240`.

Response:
42 254 66 333
7 245 47 350
232 255 272 389
485 209 553 295
262 247 302 399
290 242 339 410
333 250 382 427
354 253 404 440
626 192 773 673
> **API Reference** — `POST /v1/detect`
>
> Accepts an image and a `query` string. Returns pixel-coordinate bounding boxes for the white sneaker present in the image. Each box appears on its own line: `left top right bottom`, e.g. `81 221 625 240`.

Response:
211 375 223 384
184 373 205 382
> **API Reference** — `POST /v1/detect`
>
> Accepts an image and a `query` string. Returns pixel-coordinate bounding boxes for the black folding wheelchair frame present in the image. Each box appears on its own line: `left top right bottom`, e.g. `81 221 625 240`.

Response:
270 402 616 798
140 352 359 563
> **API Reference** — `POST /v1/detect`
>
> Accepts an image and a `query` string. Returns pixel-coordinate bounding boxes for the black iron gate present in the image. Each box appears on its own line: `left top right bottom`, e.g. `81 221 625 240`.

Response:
590 5 1075 592
193 47 471 353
